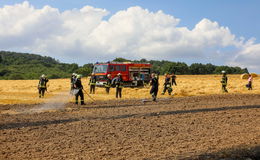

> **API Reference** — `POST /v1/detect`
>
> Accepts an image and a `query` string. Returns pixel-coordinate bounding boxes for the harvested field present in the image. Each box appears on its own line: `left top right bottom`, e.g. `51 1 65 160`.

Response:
0 94 260 159
0 75 259 104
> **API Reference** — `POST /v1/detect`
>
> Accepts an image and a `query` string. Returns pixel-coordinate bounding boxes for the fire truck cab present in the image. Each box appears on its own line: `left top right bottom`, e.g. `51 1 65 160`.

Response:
93 62 152 87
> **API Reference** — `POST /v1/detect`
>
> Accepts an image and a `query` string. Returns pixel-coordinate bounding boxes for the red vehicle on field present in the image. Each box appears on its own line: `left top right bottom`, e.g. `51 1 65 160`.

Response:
93 62 152 87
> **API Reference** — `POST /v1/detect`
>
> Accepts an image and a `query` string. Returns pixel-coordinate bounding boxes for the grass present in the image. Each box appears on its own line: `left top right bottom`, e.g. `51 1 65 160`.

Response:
0 75 259 104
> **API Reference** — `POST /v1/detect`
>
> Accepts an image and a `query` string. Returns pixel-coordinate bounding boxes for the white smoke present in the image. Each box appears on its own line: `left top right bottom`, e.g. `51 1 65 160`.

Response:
28 91 72 113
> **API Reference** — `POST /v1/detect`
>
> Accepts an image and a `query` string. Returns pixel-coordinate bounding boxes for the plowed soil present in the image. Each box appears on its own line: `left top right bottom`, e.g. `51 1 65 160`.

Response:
0 94 260 160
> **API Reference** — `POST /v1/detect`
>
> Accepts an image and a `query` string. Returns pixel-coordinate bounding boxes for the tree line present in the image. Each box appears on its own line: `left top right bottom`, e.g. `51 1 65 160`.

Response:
113 57 248 75
0 51 248 80
0 51 93 80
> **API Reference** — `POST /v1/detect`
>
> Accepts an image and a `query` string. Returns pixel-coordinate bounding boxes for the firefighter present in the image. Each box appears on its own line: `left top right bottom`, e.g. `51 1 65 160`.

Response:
246 74 253 90
161 73 172 95
114 73 123 98
74 74 85 105
38 74 49 98
171 73 177 86
105 74 112 94
89 73 97 94
150 73 159 101
221 71 228 93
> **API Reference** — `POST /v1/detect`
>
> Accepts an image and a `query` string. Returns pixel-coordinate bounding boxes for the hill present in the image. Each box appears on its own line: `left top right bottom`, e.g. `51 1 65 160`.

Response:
0 51 92 80
0 51 249 80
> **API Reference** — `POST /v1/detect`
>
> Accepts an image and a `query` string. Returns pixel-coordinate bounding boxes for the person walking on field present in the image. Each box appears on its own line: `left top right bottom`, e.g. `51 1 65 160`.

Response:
171 73 177 86
150 73 159 101
161 73 172 95
246 74 253 90
113 73 123 98
74 75 85 105
221 71 228 93
38 74 49 98
105 74 112 94
89 73 97 94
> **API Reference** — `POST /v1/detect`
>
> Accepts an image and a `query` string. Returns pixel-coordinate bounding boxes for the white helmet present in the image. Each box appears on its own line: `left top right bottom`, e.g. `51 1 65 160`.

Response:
221 70 226 74
41 74 45 78
72 73 76 76
117 73 121 76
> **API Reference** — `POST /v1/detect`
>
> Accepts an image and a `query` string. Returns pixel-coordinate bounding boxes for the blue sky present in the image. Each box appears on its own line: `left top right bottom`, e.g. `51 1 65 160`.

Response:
0 0 260 72
1 0 259 42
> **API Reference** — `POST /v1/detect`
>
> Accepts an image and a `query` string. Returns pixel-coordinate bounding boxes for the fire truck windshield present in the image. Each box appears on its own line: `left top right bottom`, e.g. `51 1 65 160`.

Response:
93 65 108 73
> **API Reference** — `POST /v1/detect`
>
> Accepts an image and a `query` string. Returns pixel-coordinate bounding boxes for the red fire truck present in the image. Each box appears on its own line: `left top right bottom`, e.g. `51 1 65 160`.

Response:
92 62 152 87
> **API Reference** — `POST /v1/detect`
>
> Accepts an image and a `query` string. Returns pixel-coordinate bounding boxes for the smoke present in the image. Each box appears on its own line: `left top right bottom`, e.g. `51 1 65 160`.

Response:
27 91 72 113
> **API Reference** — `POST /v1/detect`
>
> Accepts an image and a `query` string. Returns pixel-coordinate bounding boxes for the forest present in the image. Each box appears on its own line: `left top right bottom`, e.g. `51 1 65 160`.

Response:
0 51 248 80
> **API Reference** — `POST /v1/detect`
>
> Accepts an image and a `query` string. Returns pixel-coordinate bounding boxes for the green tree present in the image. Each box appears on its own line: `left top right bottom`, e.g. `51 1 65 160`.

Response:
205 63 216 74
113 57 130 62
140 58 148 62
76 67 92 76
190 63 208 74
0 69 10 76
9 73 25 80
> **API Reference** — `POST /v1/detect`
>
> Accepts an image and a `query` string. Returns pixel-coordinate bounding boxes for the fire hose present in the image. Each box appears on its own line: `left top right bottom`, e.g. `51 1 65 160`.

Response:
82 89 95 102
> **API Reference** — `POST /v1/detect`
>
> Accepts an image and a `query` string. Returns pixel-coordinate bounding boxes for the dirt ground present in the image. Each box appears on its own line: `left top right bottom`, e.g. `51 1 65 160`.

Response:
0 94 260 160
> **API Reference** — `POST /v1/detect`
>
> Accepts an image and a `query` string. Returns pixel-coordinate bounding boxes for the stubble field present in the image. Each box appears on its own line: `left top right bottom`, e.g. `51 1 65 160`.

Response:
0 75 260 159
0 74 259 104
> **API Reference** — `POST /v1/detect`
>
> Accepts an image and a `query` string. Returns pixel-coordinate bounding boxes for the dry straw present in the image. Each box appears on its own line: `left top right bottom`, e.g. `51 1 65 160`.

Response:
0 74 259 104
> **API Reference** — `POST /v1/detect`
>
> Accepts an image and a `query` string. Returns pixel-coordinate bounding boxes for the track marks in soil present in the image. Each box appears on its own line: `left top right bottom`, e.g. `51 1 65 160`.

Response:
1 103 259 130
1 94 260 159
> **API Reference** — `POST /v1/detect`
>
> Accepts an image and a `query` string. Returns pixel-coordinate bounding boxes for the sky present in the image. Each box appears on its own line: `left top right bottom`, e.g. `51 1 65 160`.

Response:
0 0 260 73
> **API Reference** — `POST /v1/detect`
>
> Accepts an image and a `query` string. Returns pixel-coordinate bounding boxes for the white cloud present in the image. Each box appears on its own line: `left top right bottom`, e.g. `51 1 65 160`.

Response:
229 40 260 71
0 2 62 48
0 1 259 72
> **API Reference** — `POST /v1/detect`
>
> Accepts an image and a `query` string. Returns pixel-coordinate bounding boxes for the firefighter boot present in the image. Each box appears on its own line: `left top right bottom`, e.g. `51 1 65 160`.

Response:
168 88 173 95
152 94 156 101
81 100 85 105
